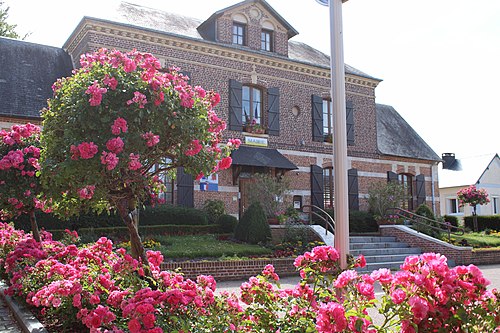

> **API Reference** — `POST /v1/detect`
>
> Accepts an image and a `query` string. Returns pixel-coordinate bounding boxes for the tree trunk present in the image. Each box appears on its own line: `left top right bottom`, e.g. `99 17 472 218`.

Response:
29 210 41 243
116 198 149 271
472 205 478 232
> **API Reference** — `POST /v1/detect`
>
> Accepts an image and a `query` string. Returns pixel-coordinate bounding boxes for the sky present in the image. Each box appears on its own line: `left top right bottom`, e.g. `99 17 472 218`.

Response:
4 0 500 159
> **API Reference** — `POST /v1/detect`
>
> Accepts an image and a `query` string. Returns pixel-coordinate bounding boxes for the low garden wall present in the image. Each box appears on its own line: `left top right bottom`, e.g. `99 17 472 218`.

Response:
380 225 500 266
160 258 298 281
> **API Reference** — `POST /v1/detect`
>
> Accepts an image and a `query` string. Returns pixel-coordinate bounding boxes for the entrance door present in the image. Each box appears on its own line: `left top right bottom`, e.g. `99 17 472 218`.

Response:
239 178 256 218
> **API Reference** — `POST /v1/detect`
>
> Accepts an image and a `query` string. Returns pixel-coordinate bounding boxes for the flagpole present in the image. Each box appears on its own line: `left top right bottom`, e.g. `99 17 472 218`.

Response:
317 0 350 269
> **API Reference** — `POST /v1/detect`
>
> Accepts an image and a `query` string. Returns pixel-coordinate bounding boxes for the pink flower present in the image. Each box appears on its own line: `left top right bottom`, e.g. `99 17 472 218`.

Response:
85 80 107 106
408 296 429 323
111 117 128 135
128 153 142 170
103 75 118 90
316 302 347 333
126 91 148 108
391 289 406 304
185 139 202 156
141 132 160 147
78 185 95 200
218 157 232 170
335 270 358 288
106 137 124 154
101 151 119 170
71 142 98 160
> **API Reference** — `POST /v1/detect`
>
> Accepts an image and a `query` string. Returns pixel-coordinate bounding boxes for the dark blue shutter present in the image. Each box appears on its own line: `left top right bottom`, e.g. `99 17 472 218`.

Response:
176 167 194 207
416 174 426 206
346 100 354 145
228 79 243 131
311 95 324 142
348 168 359 211
310 165 324 210
267 87 280 136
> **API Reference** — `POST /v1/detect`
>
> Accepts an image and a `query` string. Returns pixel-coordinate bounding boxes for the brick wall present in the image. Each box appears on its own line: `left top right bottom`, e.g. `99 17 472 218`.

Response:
470 250 500 266
160 258 298 281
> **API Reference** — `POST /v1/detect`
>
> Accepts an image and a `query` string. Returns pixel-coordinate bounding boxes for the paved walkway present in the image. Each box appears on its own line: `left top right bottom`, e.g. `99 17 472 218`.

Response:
0 295 22 333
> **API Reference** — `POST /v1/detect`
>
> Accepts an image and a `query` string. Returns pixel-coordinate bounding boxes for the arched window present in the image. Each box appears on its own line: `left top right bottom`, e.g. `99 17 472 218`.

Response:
242 85 262 125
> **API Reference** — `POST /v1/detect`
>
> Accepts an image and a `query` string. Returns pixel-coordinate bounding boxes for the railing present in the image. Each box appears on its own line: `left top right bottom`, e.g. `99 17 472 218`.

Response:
384 207 465 242
301 205 335 236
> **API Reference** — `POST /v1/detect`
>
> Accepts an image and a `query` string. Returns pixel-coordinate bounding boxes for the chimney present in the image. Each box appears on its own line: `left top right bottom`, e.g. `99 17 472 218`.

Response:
442 153 456 169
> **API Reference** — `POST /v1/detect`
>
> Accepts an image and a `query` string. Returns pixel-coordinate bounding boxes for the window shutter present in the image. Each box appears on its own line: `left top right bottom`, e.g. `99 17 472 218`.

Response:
176 167 194 207
310 165 324 210
228 79 243 131
387 171 399 183
267 87 280 136
346 100 354 145
415 174 426 206
311 95 324 142
180 71 191 84
348 168 360 211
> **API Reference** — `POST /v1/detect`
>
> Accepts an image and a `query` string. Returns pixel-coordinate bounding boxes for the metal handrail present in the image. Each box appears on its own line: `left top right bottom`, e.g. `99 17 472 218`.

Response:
385 207 465 242
301 205 335 235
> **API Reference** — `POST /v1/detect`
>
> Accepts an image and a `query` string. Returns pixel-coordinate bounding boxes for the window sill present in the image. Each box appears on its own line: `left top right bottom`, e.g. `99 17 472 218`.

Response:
243 131 269 138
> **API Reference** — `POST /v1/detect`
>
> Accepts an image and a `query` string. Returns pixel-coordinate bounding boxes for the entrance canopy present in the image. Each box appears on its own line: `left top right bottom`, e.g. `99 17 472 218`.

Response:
231 146 297 170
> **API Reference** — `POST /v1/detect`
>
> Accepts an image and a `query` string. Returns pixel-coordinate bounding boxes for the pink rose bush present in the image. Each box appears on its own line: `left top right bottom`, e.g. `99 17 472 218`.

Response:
41 48 240 263
2 223 498 332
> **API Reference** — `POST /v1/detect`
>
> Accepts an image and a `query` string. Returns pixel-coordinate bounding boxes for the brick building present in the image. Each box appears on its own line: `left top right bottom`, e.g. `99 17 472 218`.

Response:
0 0 441 218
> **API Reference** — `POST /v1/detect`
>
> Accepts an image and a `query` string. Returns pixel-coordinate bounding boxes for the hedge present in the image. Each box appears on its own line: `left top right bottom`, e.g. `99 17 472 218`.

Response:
464 215 500 231
50 224 220 242
13 205 209 232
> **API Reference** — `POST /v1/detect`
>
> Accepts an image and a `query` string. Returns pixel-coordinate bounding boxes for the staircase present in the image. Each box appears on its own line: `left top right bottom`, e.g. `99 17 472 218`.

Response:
350 235 421 271
307 225 422 271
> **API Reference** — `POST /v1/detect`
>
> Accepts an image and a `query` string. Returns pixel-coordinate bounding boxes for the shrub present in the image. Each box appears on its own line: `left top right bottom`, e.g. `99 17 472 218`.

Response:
246 173 290 218
367 181 405 221
349 211 378 233
464 215 500 231
443 215 459 228
203 199 226 224
216 214 238 233
234 202 271 244
140 205 209 226
415 203 435 220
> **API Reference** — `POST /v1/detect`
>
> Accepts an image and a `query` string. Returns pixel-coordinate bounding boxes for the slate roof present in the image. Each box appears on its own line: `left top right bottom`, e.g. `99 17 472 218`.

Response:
376 104 440 162
95 2 379 81
0 37 73 119
438 153 499 188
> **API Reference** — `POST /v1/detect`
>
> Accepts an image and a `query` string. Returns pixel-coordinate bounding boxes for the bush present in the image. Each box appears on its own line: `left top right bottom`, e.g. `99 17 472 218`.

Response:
13 205 209 232
203 200 226 224
349 211 378 233
234 202 271 244
464 215 500 231
216 214 238 233
443 215 459 228
415 203 435 220
367 181 405 221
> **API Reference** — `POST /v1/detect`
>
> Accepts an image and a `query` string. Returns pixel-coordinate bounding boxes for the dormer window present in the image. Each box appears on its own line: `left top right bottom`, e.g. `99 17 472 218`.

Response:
232 22 246 46
261 29 272 51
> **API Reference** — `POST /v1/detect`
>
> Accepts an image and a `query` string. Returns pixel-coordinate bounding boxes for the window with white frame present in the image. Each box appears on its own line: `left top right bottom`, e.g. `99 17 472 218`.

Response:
447 198 463 214
493 197 499 214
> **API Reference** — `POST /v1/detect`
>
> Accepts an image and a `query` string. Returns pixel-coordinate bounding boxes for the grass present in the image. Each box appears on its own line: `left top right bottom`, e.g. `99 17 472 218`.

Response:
141 234 274 260
449 231 500 249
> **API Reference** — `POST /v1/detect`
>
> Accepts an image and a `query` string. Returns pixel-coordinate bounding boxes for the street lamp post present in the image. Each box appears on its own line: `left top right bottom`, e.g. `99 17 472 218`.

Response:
316 0 350 269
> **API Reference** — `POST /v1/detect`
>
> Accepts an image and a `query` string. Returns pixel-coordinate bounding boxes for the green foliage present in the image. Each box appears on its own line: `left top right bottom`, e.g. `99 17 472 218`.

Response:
216 214 238 233
40 48 235 218
246 173 290 218
0 2 22 39
415 203 435 220
443 215 459 228
13 205 209 232
202 199 226 224
367 181 405 220
349 210 378 233
234 202 271 244
464 215 500 232
449 231 500 248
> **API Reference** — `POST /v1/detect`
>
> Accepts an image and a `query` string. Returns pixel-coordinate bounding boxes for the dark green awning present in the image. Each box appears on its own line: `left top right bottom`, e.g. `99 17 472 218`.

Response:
231 146 297 170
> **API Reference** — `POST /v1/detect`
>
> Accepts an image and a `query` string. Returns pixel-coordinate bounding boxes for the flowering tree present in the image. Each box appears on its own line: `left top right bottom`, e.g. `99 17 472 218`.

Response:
457 185 489 231
0 123 49 242
40 48 239 264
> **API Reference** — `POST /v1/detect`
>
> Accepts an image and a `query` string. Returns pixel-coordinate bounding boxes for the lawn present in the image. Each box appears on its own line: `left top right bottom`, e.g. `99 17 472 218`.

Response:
449 231 500 249
128 234 274 260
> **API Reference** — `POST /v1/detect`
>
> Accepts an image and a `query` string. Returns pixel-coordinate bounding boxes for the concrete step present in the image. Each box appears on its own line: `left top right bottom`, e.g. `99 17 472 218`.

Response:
361 261 405 272
362 254 415 264
349 236 397 243
350 242 411 250
350 247 421 257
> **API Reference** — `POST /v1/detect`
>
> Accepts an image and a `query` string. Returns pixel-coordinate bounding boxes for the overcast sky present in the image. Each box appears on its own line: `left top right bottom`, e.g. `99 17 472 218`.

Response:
4 0 500 159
